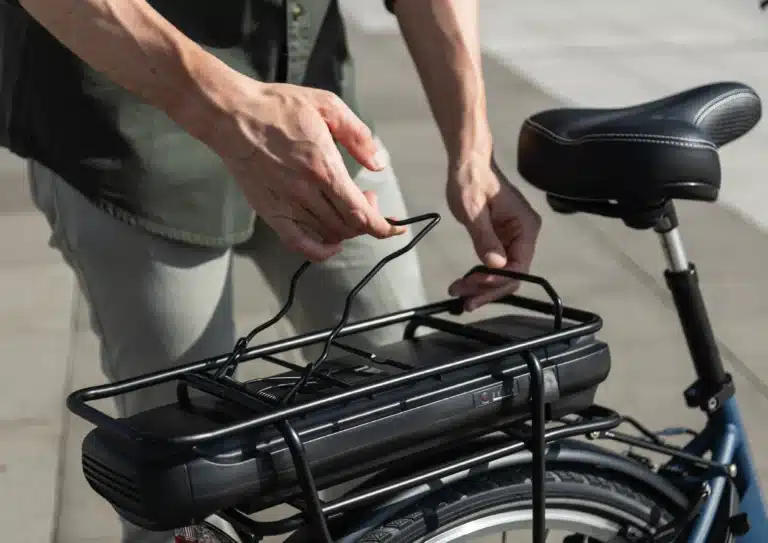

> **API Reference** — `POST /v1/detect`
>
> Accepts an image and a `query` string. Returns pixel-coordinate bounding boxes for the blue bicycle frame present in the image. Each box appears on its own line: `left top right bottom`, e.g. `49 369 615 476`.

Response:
651 202 768 542
674 397 768 542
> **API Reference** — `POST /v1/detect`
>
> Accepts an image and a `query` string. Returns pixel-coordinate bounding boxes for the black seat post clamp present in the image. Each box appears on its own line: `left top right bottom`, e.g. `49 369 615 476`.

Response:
684 373 735 414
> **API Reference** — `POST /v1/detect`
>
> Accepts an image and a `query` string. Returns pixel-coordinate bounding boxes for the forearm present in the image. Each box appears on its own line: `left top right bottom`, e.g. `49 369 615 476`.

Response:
392 0 491 166
18 0 245 143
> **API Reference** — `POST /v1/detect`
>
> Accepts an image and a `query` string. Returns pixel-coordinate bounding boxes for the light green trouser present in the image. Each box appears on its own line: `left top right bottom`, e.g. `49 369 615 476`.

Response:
28 140 428 543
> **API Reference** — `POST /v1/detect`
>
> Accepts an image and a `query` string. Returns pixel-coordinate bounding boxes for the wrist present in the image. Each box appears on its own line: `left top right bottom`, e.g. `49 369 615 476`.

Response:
165 51 258 148
446 119 494 175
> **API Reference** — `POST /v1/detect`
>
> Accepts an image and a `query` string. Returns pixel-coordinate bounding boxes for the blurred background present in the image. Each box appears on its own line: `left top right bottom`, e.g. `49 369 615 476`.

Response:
1 0 767 541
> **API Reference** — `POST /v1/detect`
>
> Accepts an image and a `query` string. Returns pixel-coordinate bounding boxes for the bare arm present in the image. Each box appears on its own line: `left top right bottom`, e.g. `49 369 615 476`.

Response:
392 0 542 309
18 0 240 141
391 0 491 168
17 0 402 260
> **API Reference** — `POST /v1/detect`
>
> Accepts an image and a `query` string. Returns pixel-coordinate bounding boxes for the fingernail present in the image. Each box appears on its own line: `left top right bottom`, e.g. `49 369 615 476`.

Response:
484 251 507 268
388 221 406 236
372 144 388 170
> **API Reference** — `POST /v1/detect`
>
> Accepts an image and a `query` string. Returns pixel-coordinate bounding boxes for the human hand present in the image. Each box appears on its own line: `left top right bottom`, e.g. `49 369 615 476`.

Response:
446 154 542 311
203 77 405 261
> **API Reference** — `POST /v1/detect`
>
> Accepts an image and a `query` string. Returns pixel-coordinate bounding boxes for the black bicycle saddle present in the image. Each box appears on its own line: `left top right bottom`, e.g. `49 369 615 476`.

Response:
517 81 761 204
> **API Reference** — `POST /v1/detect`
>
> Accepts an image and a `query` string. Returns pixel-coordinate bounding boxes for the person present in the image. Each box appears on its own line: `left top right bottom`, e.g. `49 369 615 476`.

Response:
2 0 542 541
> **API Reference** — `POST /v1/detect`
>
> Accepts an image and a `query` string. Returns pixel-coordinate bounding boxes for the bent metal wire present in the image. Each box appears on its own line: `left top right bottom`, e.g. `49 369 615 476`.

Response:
66 212 615 543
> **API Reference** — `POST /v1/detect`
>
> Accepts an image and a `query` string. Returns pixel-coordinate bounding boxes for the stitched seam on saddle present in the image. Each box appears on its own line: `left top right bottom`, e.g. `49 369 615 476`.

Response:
525 120 717 149
693 89 755 126
694 91 757 128
525 120 714 146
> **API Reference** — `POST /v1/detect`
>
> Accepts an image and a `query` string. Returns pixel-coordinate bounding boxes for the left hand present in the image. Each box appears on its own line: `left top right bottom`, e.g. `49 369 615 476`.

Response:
446 153 542 311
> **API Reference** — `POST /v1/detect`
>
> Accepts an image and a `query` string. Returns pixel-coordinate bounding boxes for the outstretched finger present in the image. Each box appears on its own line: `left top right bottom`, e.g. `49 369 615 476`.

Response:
463 280 521 312
448 271 507 297
312 90 385 172
465 207 507 269
363 190 407 235
316 139 404 239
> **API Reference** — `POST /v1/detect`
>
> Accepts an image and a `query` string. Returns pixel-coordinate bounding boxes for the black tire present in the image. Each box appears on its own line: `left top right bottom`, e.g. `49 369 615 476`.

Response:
345 465 689 542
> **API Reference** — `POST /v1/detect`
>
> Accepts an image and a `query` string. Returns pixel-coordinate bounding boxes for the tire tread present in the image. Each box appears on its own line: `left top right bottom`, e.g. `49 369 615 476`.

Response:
358 466 674 542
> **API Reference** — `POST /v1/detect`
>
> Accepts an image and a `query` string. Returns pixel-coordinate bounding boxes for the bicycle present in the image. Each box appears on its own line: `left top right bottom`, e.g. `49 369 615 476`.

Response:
67 80 768 542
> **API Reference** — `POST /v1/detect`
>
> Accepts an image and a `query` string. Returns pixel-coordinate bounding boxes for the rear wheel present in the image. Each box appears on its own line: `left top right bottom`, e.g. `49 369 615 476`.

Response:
344 465 689 542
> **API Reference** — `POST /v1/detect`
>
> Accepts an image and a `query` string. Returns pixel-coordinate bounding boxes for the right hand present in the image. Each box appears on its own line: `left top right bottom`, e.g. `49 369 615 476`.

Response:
203 78 405 262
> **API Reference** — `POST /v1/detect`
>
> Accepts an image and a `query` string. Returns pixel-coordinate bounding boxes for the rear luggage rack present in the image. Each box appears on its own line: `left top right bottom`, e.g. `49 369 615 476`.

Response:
67 212 613 543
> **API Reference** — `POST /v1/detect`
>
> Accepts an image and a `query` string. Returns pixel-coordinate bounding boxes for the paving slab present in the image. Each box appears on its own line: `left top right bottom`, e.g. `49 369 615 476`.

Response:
0 425 62 543
3 8 768 543
0 212 75 543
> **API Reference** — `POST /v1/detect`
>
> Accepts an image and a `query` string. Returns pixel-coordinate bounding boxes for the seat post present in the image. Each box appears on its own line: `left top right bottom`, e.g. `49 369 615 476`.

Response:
653 202 732 413
658 227 690 272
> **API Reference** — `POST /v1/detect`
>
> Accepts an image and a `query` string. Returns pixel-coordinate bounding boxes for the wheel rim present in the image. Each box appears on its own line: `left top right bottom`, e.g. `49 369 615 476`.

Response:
420 507 636 542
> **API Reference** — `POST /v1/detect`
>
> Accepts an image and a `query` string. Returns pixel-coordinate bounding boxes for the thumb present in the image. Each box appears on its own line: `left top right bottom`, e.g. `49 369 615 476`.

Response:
466 208 507 269
313 91 386 171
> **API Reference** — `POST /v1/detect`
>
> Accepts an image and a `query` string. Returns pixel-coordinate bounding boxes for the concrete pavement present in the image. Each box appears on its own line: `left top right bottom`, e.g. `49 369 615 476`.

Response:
342 0 768 232
2 6 768 542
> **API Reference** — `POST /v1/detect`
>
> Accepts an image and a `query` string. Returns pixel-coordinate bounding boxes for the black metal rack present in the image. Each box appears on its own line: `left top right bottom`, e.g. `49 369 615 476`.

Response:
66 213 618 543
